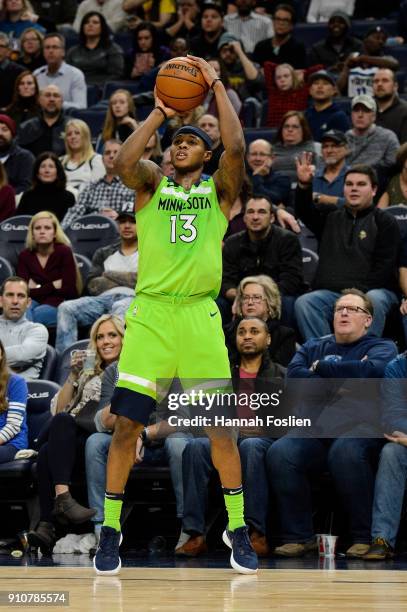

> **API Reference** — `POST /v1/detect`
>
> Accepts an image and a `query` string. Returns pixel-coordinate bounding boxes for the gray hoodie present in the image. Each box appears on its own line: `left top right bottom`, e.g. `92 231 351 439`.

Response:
0 315 48 379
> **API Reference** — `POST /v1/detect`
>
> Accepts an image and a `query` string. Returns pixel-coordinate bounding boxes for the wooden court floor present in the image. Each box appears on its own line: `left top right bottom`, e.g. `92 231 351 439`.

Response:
1 567 407 611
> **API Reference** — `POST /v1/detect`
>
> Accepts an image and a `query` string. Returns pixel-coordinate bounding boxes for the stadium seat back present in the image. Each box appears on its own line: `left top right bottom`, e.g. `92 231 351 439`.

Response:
27 380 60 447
0 255 14 285
74 253 93 285
0 215 31 268
302 247 319 286
65 214 119 260
40 345 58 381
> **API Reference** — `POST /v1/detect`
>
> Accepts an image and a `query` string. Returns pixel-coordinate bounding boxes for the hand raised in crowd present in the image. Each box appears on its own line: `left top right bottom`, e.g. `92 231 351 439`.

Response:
296 151 315 186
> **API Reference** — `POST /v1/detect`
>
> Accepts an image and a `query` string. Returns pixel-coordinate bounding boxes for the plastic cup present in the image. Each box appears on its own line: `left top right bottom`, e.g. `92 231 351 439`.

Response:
318 534 337 557
83 350 96 375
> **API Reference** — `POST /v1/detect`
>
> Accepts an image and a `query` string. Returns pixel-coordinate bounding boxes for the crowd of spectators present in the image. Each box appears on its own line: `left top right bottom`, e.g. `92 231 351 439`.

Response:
2 0 407 563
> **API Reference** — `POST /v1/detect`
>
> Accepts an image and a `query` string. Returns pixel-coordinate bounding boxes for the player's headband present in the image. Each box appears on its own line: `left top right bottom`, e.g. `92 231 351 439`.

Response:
172 126 213 151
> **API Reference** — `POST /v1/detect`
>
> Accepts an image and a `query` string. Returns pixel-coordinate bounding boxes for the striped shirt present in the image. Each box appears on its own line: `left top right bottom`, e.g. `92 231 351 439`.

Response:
0 375 28 450
224 12 273 54
62 176 135 229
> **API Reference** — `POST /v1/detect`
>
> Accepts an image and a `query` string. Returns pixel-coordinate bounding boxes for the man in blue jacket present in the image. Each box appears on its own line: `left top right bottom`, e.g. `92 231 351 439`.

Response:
267 288 398 558
364 353 407 560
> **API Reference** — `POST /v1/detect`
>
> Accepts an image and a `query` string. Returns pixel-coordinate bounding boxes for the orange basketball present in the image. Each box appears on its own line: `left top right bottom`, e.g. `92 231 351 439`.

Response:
156 57 209 112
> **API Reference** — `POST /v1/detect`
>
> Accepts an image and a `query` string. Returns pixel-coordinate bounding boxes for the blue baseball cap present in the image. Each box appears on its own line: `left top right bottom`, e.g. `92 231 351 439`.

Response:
172 125 213 151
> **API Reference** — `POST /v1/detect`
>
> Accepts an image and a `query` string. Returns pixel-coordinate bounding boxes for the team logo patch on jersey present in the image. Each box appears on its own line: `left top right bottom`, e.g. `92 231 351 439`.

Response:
359 230 367 240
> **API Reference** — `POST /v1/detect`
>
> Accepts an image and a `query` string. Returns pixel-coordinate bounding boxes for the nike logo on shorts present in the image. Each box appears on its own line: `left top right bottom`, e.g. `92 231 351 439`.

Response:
210 311 217 317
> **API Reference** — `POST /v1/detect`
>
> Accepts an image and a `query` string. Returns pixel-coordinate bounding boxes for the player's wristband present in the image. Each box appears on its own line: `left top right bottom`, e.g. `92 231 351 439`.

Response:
210 78 222 91
154 106 168 121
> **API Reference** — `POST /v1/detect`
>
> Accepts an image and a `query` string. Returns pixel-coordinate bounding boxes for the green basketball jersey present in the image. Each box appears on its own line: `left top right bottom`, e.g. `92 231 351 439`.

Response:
135 175 227 299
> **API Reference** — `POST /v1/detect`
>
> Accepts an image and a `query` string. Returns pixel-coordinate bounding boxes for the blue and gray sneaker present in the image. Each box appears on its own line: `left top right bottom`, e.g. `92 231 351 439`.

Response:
222 526 258 574
93 526 122 575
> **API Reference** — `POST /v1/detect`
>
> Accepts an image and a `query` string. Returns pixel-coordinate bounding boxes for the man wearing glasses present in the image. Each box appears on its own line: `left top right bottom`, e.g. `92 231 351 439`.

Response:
267 288 398 558
310 130 350 208
294 161 400 341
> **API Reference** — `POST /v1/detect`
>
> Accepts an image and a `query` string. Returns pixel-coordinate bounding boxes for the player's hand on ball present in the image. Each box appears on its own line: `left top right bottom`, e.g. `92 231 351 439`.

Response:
185 54 219 89
153 86 178 119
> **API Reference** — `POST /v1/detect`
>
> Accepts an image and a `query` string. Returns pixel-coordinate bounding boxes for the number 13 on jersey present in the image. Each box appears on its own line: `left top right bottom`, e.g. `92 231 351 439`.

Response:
170 214 198 243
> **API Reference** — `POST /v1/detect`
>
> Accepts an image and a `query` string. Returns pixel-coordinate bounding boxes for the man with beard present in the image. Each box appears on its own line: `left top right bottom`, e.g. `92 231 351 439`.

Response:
0 115 34 194
373 69 407 144
224 0 273 55
18 85 68 158
311 130 349 209
305 71 350 142
308 11 363 72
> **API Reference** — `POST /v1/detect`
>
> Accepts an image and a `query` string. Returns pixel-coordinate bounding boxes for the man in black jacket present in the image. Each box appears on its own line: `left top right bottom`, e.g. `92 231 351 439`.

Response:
222 195 303 323
294 158 400 341
18 85 67 158
175 316 285 558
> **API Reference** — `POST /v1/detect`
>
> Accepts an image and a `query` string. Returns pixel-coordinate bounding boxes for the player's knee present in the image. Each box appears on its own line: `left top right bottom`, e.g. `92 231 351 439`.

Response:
114 416 143 443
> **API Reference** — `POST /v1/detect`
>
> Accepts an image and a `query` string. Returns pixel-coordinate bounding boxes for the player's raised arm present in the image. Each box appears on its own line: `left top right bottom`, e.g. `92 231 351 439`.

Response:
185 55 246 215
114 96 177 196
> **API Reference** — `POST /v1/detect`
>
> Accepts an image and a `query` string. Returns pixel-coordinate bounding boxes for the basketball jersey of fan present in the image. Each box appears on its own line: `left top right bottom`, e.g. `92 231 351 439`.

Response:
135 175 227 299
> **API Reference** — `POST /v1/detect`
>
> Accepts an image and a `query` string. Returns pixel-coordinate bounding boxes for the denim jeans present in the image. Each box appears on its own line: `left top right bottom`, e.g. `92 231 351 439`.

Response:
294 289 399 341
56 294 132 353
85 431 191 524
266 436 384 543
182 436 273 536
371 442 407 548
26 300 58 326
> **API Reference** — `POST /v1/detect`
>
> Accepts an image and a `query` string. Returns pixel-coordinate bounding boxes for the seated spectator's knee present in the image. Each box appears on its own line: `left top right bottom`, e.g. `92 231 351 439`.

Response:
328 439 365 470
266 437 304 472
380 441 406 465
85 433 111 459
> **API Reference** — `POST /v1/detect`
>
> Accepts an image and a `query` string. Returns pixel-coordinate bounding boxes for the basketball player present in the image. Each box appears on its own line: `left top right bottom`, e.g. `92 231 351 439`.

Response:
94 55 258 575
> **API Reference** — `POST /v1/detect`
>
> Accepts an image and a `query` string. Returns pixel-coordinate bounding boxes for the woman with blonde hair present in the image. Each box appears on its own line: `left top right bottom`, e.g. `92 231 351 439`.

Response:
225 274 296 367
17 211 80 325
99 89 138 149
0 160 15 222
28 314 124 554
0 338 28 464
263 62 322 128
60 119 105 193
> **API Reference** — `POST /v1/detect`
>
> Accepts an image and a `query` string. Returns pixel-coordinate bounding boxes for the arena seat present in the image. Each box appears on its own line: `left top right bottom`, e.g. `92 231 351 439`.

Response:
87 84 101 108
74 253 93 285
298 220 319 252
40 345 58 381
0 255 14 285
54 339 89 385
65 214 119 260
102 80 141 101
0 380 60 529
243 127 277 147
67 109 105 140
302 247 319 286
0 215 31 268
383 204 407 238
